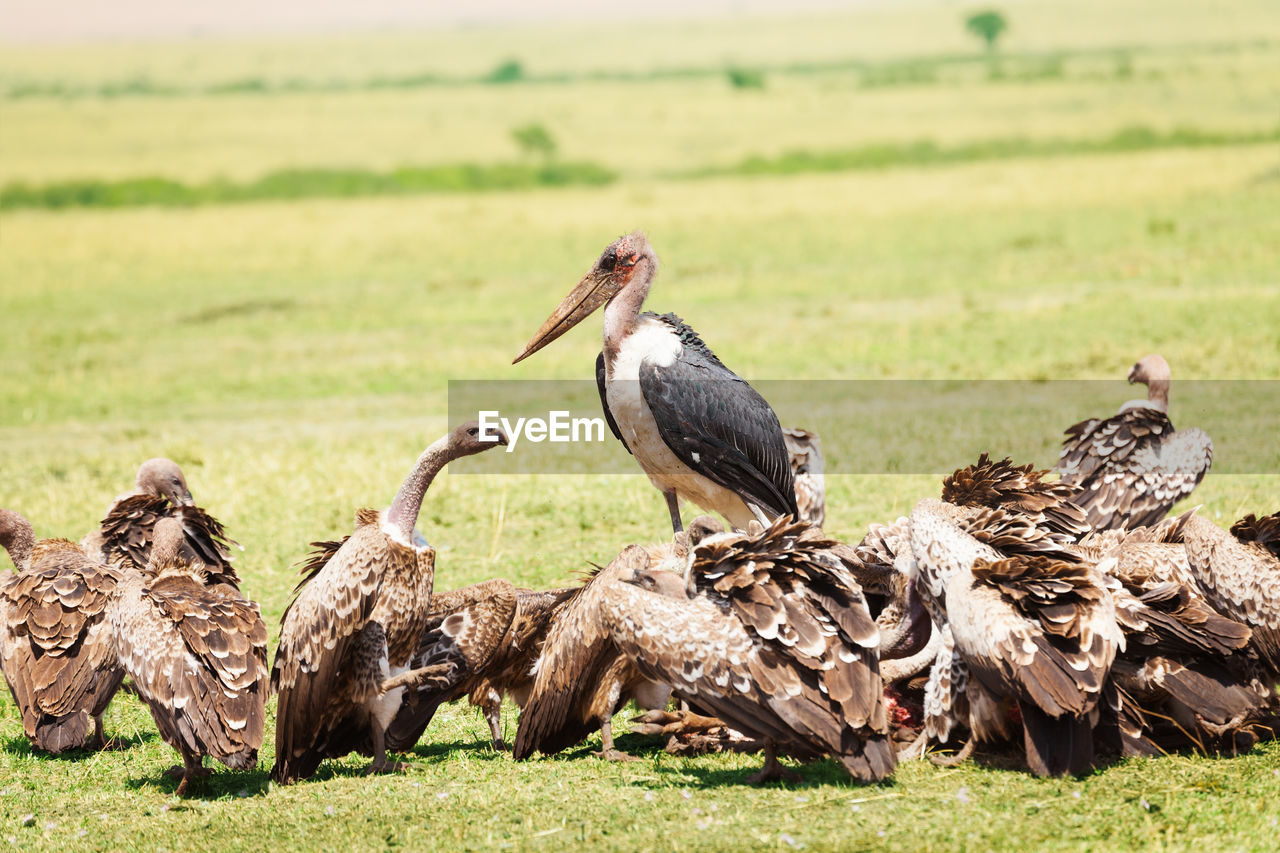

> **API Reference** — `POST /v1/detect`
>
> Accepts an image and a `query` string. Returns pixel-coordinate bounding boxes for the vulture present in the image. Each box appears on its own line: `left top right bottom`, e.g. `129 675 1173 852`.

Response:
384 581 575 752
783 427 826 529
270 422 507 783
907 497 1121 776
1 508 126 754
1181 511 1280 674
84 458 240 587
510 559 675 763
513 231 796 533
1064 511 1277 755
1057 354 1213 531
516 518 895 783
108 517 269 795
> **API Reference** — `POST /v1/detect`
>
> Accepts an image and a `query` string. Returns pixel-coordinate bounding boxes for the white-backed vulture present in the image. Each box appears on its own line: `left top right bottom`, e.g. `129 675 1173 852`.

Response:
1181 511 1280 673
105 517 268 795
1057 355 1212 531
516 519 895 783
1 509 125 753
908 498 1121 777
83 458 240 588
783 427 825 529
270 423 507 784
384 582 576 752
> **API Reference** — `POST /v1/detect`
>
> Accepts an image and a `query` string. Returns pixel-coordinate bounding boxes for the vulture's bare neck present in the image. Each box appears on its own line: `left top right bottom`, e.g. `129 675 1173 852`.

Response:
0 510 35 570
1146 377 1170 412
386 435 460 541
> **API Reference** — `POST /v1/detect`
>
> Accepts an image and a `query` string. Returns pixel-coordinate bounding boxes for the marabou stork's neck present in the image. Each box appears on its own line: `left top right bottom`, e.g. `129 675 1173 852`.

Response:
386 435 459 542
602 261 655 366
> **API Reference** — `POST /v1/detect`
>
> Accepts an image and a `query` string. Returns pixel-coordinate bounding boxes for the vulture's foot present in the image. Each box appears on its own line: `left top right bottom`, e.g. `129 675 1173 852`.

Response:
168 757 211 797
380 663 455 693
163 764 211 781
897 730 930 762
745 741 802 784
744 759 802 785
929 739 975 767
630 708 725 736
363 757 415 775
591 748 641 762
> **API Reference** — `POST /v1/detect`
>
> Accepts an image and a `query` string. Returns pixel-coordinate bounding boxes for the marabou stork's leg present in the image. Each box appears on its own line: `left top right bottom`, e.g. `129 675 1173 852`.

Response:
591 717 639 762
744 739 802 784
664 491 683 534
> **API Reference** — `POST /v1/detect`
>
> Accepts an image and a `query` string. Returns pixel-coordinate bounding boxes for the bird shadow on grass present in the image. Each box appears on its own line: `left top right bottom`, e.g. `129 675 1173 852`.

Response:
411 737 514 762
125 765 272 800
2 729 157 757
644 755 900 791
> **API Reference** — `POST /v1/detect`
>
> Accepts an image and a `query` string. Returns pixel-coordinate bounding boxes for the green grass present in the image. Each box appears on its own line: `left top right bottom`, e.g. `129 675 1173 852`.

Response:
0 161 616 210
2 1 1280 849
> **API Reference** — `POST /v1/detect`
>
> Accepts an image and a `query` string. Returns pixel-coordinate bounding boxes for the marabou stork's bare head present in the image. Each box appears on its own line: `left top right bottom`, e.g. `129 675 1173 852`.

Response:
512 230 658 363
135 458 195 507
1127 354 1170 387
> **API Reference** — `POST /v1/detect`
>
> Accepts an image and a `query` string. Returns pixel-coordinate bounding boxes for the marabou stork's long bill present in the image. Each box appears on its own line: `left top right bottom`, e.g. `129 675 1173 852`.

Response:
513 231 797 532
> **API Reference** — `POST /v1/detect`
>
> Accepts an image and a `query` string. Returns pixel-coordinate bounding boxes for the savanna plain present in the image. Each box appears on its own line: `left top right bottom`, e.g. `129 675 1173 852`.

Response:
2 0 1280 849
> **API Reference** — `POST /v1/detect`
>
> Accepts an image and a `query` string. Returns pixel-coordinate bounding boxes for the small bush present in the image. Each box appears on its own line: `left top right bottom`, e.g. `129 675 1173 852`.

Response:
485 59 525 84
726 67 766 89
511 123 557 159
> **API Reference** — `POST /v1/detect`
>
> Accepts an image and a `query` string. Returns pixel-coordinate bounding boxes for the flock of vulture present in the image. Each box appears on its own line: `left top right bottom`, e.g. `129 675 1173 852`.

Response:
2 232 1277 798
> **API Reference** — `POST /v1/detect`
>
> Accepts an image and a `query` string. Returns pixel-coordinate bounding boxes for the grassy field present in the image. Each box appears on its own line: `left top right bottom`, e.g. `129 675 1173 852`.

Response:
2 1 1280 849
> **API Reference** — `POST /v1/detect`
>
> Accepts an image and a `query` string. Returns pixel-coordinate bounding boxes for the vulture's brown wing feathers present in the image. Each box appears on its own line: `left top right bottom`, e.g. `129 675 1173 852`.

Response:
270 511 385 783
1058 409 1212 530
601 531 895 782
511 572 618 760
943 454 1089 543
910 500 1120 777
1231 512 1280 560
0 540 125 752
384 579 518 752
1182 513 1280 672
965 555 1114 716
113 569 269 768
98 495 241 587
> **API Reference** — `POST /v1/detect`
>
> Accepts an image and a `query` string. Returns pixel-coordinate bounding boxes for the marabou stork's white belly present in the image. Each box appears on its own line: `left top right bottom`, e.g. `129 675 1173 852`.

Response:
605 317 756 529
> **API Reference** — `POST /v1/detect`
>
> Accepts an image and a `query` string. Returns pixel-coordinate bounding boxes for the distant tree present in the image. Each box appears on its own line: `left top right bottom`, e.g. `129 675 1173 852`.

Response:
511 123 557 160
486 59 525 84
726 67 766 90
965 9 1008 53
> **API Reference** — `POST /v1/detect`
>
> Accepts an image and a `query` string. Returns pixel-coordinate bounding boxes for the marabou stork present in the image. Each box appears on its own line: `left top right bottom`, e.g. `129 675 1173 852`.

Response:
513 231 797 533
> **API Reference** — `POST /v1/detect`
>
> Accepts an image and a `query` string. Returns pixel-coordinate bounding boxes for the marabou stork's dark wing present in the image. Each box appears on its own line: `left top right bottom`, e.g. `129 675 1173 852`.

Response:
596 352 628 452
636 313 797 519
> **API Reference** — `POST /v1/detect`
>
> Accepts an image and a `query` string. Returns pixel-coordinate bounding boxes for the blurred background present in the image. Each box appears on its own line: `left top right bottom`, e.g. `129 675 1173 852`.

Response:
2 4 1280 845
